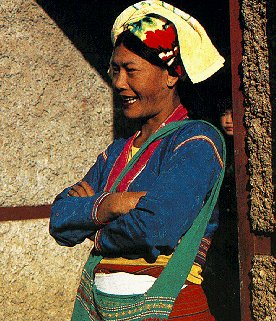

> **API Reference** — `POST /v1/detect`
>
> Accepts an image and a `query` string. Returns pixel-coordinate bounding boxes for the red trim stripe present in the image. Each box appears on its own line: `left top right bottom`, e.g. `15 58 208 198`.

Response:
104 104 188 193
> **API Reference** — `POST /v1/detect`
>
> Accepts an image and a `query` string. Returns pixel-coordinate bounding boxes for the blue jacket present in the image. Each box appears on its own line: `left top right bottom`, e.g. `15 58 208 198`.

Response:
50 120 223 262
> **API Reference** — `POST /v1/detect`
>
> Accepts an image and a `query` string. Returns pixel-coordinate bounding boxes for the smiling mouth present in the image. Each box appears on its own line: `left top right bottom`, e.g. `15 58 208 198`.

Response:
225 127 234 132
121 96 138 106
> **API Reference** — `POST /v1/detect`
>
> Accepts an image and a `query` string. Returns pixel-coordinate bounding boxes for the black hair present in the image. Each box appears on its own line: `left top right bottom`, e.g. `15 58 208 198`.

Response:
217 97 232 114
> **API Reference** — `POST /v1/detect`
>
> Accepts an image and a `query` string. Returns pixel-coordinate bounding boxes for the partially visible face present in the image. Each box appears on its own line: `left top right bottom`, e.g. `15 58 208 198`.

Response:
220 108 234 136
109 44 174 121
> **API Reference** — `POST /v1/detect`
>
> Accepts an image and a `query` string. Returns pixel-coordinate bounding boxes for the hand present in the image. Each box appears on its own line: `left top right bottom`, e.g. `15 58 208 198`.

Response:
68 181 95 197
97 191 146 223
110 191 147 215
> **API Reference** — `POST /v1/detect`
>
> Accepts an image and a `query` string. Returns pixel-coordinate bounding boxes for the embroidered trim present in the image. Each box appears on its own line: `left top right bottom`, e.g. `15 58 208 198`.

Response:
104 104 188 193
102 150 108 162
94 230 103 252
118 143 159 192
104 133 139 192
194 237 211 266
91 192 111 226
173 135 224 168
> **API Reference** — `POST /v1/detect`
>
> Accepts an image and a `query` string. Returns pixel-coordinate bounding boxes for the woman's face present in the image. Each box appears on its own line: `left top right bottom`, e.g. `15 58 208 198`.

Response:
110 44 177 121
220 108 234 136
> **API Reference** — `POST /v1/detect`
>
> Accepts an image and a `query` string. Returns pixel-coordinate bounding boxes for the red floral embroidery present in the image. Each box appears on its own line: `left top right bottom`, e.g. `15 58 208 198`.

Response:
144 25 176 50
175 65 182 75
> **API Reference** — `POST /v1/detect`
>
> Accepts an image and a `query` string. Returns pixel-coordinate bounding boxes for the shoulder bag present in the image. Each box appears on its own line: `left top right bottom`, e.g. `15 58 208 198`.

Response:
72 120 226 321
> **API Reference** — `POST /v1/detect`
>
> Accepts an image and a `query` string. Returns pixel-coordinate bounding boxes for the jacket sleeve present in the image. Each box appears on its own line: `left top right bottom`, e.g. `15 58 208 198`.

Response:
94 125 224 261
49 150 110 247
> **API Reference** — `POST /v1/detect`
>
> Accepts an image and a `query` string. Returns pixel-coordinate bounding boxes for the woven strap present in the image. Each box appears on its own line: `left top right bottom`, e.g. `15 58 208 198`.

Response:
94 119 225 300
109 120 189 192
148 157 225 297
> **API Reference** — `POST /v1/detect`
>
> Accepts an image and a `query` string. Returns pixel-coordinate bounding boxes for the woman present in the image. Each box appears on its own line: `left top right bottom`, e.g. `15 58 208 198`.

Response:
50 1 225 320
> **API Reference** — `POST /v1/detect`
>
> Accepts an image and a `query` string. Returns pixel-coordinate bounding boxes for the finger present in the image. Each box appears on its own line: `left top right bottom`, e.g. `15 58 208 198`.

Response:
80 181 95 196
68 189 79 197
137 191 147 197
131 191 146 207
71 184 88 197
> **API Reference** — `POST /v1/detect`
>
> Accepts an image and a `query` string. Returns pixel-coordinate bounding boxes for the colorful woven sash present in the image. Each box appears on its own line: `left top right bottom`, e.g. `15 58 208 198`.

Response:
72 120 226 321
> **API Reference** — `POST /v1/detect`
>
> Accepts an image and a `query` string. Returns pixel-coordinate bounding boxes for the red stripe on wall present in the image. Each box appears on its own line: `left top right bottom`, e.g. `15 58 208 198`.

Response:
0 205 51 221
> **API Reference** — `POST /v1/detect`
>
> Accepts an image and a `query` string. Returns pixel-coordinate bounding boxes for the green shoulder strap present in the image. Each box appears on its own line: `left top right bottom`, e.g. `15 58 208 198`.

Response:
109 120 189 193
90 120 190 269
147 152 225 297
95 120 226 300
147 120 226 298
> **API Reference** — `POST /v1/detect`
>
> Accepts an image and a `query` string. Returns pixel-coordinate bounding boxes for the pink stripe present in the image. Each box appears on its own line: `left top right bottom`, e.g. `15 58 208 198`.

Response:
104 104 188 193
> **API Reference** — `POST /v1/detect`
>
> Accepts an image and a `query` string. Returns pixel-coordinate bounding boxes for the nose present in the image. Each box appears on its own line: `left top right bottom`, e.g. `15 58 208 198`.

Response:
112 70 128 92
225 113 233 123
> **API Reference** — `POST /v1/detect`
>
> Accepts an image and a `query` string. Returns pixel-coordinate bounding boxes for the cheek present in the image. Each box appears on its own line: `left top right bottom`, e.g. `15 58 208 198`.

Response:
132 81 159 98
146 82 167 99
144 71 167 91
129 71 167 99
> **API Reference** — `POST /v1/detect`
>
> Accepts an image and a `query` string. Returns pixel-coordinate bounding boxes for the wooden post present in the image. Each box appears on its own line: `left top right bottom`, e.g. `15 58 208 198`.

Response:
229 0 273 320
229 1 253 319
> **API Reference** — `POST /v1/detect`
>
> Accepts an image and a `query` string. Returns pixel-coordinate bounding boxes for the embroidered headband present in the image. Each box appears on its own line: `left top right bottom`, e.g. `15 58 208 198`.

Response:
125 15 184 78
112 0 225 83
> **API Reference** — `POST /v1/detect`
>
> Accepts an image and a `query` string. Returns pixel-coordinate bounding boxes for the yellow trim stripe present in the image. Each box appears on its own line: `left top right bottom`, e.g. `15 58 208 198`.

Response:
101 150 108 161
173 135 224 168
100 255 172 266
99 256 203 284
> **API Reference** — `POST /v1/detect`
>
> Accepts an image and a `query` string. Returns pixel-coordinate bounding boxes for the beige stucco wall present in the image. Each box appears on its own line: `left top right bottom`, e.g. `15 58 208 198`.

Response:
1 0 113 207
1 0 275 320
241 0 275 320
1 0 113 320
251 256 276 321
241 0 275 234
0 220 93 321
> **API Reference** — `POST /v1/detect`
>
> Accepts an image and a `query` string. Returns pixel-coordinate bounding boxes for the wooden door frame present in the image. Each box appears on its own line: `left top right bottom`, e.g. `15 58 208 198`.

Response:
229 0 273 320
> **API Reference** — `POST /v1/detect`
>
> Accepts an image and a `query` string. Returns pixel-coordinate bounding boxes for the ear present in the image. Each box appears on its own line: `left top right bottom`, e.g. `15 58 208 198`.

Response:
166 73 179 88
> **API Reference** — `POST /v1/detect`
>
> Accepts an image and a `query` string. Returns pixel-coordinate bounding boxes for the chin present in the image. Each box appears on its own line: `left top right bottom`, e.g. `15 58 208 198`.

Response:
123 111 141 119
122 107 144 120
225 131 234 136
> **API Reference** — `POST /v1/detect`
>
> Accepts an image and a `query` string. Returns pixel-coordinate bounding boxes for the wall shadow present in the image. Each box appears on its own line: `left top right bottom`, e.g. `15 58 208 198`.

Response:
36 0 232 137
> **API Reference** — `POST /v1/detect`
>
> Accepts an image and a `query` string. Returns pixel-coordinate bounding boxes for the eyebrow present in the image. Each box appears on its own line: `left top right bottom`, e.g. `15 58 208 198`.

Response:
110 61 136 68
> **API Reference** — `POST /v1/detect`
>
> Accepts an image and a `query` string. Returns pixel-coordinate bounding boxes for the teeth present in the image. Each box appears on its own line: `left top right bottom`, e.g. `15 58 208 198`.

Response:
122 97 137 104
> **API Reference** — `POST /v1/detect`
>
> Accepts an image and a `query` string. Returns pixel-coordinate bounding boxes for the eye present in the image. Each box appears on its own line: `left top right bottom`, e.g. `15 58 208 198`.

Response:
126 67 137 74
111 66 119 74
108 68 119 81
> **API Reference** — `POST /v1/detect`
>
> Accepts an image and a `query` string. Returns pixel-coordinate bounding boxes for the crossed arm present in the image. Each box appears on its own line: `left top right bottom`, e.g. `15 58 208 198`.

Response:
68 181 146 224
50 123 223 258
